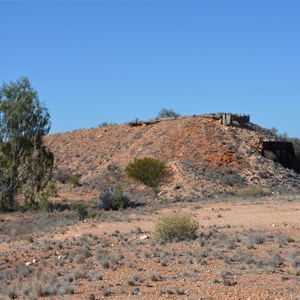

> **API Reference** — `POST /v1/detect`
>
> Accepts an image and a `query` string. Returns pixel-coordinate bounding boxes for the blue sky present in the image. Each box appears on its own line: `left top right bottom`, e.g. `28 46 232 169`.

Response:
0 0 299 137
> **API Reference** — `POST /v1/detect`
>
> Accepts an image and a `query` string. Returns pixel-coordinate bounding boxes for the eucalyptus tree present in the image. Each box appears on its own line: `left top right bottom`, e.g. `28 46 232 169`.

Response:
0 77 53 210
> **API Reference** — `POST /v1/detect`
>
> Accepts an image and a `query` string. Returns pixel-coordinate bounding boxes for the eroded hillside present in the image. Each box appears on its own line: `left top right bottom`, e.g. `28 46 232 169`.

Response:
45 115 300 202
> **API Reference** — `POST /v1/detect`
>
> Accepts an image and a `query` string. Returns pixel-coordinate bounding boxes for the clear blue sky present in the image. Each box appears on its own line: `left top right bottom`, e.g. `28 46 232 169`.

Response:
1 0 299 137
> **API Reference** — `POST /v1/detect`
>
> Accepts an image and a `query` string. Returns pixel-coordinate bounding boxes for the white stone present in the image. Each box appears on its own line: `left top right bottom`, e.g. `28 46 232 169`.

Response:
140 234 149 240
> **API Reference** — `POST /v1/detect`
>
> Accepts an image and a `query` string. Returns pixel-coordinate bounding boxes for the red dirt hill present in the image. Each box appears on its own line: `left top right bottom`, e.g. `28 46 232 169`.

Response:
45 115 300 202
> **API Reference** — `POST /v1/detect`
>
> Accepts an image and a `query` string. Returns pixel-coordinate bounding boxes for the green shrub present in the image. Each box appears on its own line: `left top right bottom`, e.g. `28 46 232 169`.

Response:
69 175 81 187
155 213 199 242
98 183 130 211
270 128 300 160
236 184 262 198
72 202 88 220
53 169 81 187
125 157 165 187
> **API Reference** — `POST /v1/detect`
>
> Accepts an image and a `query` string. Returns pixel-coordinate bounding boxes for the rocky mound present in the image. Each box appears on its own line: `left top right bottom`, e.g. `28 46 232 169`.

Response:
45 115 300 202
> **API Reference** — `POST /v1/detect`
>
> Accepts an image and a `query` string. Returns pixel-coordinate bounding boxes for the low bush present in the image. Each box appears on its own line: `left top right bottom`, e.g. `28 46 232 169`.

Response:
158 108 181 119
155 213 199 242
71 202 88 220
53 169 81 187
98 184 130 211
271 128 300 159
69 175 81 187
98 122 117 128
125 157 165 187
53 168 71 184
219 169 246 188
236 184 262 198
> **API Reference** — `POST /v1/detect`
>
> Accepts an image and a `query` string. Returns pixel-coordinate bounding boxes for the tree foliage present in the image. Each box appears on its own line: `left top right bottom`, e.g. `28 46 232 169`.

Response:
270 127 300 159
157 108 180 119
0 77 53 210
281 135 300 159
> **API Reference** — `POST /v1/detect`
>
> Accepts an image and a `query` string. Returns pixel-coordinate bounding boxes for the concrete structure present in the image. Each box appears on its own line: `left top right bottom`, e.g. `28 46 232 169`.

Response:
220 113 250 126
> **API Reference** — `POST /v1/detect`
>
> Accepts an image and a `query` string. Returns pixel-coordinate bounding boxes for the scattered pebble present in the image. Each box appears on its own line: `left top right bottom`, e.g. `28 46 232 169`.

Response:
140 234 149 240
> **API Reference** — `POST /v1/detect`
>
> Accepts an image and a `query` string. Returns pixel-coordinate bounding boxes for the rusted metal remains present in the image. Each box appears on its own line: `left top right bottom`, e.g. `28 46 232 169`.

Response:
261 141 300 173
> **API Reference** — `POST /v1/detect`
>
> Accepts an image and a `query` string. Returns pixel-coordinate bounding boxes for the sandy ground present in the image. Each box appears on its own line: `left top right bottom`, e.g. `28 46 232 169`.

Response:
1 194 300 299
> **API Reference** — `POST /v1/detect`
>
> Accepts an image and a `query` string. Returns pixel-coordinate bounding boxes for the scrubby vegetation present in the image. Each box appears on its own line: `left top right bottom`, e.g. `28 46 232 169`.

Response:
158 108 181 118
98 183 130 211
270 127 300 159
282 135 300 159
98 122 117 128
219 168 246 188
53 168 71 184
155 213 199 242
69 175 81 187
0 197 299 299
235 184 262 198
53 169 81 187
71 202 88 220
125 157 165 188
